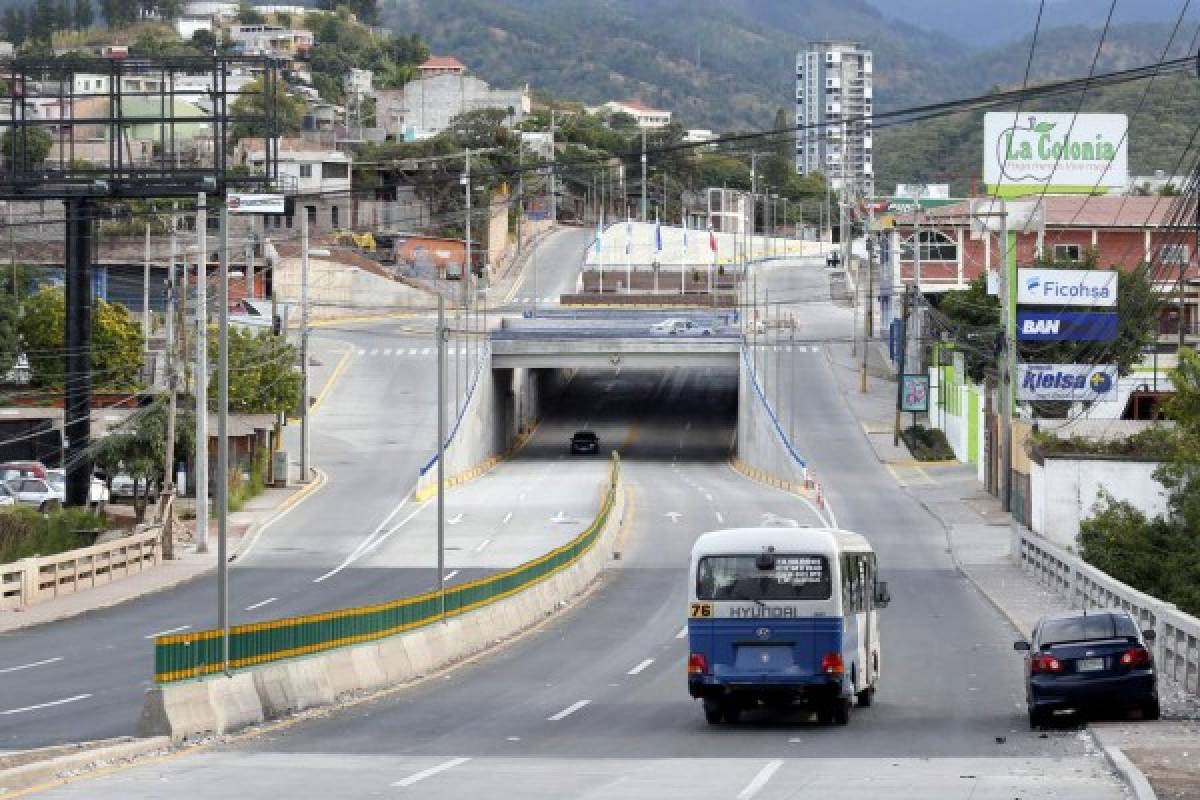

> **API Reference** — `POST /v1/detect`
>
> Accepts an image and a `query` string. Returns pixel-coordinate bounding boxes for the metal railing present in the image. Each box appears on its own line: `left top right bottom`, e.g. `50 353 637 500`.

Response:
1018 530 1200 698
153 454 621 683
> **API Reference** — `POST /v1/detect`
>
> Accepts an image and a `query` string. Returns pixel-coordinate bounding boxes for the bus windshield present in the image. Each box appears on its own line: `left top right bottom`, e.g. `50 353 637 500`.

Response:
696 554 832 601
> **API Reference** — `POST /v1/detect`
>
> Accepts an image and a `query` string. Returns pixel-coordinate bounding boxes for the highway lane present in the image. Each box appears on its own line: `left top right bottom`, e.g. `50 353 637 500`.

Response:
501 227 594 310
0 226 598 750
33 354 1124 797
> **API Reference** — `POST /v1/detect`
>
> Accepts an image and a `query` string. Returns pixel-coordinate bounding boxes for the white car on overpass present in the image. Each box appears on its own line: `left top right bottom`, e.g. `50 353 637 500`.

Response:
650 318 714 336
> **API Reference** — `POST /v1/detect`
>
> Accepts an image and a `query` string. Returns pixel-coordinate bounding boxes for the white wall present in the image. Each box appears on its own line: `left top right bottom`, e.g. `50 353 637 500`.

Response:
273 256 436 310
1031 457 1168 549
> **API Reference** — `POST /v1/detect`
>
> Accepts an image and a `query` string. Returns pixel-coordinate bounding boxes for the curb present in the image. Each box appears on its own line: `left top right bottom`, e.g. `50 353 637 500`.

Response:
1093 727 1159 800
232 467 329 561
413 425 538 503
0 737 171 798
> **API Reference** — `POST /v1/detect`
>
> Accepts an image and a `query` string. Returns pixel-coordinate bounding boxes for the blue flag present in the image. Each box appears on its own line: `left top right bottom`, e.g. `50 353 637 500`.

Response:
594 220 602 256
655 216 662 253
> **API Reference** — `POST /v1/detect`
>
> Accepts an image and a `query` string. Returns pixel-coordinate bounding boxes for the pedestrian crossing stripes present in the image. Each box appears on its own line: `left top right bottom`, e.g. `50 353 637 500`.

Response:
513 297 557 305
355 346 470 357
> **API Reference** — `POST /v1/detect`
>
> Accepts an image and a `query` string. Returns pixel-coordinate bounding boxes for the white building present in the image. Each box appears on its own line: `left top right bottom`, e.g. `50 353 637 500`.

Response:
238 137 352 233
229 24 314 59
588 100 672 129
684 129 718 145
795 40 873 195
373 57 530 141
345 68 373 99
72 73 165 96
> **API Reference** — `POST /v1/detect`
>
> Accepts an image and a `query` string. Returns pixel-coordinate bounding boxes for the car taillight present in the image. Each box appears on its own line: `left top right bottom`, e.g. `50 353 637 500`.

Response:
1030 654 1063 674
1120 647 1153 668
687 653 708 676
820 652 844 675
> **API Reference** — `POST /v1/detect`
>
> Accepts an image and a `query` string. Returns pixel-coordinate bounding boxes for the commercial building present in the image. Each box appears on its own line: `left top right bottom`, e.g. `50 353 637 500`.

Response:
795 40 873 196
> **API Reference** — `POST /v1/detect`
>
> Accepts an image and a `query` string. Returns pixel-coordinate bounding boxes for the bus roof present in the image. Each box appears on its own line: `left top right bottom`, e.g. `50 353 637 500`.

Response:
690 527 873 560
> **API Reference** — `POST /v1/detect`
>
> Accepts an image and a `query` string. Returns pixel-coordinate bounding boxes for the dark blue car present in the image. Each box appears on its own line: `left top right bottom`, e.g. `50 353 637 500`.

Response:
1015 610 1159 729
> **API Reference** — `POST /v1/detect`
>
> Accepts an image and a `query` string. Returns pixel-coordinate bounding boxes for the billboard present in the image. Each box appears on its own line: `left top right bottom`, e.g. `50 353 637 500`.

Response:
1017 311 1118 341
984 113 1127 193
1017 364 1118 402
1017 268 1118 307
228 193 286 215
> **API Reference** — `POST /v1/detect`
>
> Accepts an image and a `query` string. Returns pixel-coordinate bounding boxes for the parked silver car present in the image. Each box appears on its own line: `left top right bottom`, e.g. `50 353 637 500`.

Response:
6 478 63 512
46 469 109 508
0 483 16 506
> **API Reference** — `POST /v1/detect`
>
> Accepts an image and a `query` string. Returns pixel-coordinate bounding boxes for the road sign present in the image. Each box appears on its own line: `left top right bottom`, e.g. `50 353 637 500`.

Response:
1017 268 1117 307
228 193 286 214
1017 364 1118 402
900 374 929 412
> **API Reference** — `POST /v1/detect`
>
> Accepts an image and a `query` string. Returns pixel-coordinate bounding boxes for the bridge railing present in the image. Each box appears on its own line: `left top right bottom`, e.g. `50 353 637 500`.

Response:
153 453 621 683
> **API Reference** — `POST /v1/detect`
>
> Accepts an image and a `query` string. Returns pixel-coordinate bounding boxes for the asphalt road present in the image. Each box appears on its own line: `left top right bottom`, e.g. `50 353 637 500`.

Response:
0 230 593 751
36 341 1123 797
502 227 594 310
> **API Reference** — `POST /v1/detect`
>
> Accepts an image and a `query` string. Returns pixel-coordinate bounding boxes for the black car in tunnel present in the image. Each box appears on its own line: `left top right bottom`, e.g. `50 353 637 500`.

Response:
570 430 600 454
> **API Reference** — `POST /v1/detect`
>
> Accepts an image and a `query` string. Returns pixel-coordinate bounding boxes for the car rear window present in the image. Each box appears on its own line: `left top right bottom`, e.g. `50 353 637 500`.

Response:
1040 614 1138 645
696 554 832 601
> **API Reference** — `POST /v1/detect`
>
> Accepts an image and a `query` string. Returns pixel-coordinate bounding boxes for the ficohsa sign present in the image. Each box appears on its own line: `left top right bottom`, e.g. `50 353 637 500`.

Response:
1017 268 1117 307
984 113 1127 189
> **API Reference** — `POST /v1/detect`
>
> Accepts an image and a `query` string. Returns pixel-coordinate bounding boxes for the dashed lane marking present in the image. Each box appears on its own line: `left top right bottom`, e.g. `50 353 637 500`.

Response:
627 659 655 675
547 700 590 721
737 760 784 800
244 597 277 611
391 757 471 788
1 694 92 716
144 624 191 639
0 656 62 674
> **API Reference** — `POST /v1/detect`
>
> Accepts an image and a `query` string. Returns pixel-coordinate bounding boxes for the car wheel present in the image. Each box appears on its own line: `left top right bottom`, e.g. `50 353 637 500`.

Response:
721 703 741 724
816 706 833 725
856 687 875 708
703 700 723 725
1028 707 1047 730
832 697 852 726
1139 698 1161 721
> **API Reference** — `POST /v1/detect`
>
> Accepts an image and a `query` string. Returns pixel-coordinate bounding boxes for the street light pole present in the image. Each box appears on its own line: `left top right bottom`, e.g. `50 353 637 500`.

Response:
194 193 208 554
217 204 231 675
641 129 648 223
436 294 447 619
300 211 311 482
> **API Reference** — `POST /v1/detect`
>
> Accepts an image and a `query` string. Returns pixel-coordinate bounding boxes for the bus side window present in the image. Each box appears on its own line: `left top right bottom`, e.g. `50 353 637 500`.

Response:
857 556 869 611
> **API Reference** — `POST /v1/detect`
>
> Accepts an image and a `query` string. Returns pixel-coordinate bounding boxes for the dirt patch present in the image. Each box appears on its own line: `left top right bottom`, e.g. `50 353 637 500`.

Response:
1123 747 1200 800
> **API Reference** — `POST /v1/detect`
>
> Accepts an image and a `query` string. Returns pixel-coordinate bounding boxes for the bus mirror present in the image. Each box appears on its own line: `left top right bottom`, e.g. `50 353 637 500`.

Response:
874 581 891 608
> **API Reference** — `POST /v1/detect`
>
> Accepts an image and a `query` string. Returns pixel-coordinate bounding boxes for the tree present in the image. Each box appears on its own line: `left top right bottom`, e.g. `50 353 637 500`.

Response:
236 2 265 24
608 111 639 131
100 0 136 26
94 398 194 523
31 0 56 43
2 128 52 173
0 289 18 378
2 7 25 46
74 0 94 30
209 327 302 415
229 78 306 142
190 28 217 53
18 287 144 389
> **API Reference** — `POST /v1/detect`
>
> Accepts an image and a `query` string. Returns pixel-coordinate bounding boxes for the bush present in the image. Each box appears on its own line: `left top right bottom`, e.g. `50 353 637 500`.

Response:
0 507 109 563
900 425 956 461
1029 426 1177 460
229 449 269 513
1079 494 1200 616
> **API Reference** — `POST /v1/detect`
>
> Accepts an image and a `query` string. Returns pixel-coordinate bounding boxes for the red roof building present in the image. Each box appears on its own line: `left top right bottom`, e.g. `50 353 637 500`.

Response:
418 56 467 76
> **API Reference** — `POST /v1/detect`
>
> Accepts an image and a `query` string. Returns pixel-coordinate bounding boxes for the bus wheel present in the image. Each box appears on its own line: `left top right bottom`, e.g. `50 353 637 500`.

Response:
816 706 833 725
856 687 875 708
721 703 741 724
703 700 723 725
832 698 852 726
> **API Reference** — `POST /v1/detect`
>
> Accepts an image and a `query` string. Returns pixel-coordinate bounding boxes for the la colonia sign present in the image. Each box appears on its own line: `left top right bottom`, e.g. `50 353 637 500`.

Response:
983 112 1127 189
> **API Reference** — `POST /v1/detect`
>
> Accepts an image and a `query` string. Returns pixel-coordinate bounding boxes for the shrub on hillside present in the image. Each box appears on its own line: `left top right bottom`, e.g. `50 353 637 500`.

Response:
901 425 956 461
0 507 109 564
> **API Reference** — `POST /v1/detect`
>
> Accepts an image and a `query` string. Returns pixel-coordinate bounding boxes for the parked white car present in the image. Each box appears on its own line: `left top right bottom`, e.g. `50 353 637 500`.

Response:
110 473 158 503
650 318 714 336
46 469 109 508
0 483 16 506
6 478 63 512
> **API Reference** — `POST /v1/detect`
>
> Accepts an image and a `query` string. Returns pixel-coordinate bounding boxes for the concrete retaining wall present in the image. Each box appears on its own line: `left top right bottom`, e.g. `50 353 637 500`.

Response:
1030 457 1167 550
0 530 160 611
736 347 807 487
139 468 626 742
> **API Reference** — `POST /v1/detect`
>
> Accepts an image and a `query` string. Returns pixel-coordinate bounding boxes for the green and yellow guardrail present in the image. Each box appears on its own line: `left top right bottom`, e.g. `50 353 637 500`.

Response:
154 453 620 683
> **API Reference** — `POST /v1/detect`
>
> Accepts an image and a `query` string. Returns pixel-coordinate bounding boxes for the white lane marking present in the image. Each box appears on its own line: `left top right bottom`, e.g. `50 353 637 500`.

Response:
627 658 655 675
369 348 379 356
715 511 725 524
737 760 784 800
313 499 432 583
518 493 526 502
474 538 492 553
0 656 63 674
391 757 471 788
811 345 821 352
543 296 553 303
421 348 431 356
1 694 92 716
443 570 459 581
144 624 191 639
664 511 681 523
383 348 393 356
675 626 687 639
448 513 463 525
547 700 590 721
244 597 277 611
408 348 418 356
701 491 713 502
501 511 513 524
356 348 366 356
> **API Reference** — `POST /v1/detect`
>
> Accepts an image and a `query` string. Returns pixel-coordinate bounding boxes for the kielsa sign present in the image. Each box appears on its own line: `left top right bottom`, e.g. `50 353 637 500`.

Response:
983 112 1127 193
1017 364 1118 402
1017 311 1118 342
228 193 286 215
1018 268 1117 307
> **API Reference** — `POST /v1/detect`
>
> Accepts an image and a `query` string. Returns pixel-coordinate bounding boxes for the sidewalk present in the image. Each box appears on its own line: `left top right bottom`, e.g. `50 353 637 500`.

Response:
823 338 1200 799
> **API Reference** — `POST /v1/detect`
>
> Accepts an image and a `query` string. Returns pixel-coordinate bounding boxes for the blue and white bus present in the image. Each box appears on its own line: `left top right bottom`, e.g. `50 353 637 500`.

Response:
686 527 890 725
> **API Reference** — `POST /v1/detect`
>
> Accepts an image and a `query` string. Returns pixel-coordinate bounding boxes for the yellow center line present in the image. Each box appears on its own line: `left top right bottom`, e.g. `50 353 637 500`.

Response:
309 347 353 416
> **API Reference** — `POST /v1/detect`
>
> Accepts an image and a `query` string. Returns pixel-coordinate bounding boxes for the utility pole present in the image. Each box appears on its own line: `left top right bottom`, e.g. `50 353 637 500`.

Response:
861 233 875 393
893 284 911 447
300 211 311 482
463 147 472 308
143 223 151 352
217 204 231 675
162 209 178 560
998 202 1014 512
436 293 447 620
641 129 648 223
194 193 209 554
549 111 557 225
246 240 255 301
516 137 524 257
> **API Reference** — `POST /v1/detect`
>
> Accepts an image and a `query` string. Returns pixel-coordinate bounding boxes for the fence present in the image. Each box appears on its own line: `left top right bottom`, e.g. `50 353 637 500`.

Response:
154 454 621 683
1017 529 1200 698
0 529 160 611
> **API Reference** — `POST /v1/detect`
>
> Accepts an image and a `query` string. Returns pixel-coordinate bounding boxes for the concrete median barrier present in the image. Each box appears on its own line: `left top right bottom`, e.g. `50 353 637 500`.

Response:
138 468 626 743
